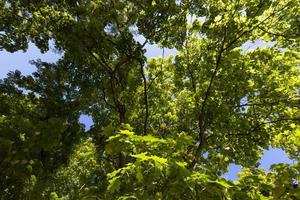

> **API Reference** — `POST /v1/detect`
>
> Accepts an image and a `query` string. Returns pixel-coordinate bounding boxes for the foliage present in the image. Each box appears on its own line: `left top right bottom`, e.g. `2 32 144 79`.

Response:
0 0 300 199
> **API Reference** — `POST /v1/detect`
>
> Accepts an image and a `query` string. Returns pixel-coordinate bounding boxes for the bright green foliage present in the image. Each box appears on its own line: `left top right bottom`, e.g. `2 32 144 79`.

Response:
1 0 300 199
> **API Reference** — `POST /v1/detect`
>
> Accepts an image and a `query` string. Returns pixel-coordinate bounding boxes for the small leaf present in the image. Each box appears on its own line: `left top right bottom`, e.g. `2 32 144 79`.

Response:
108 176 121 193
213 178 232 188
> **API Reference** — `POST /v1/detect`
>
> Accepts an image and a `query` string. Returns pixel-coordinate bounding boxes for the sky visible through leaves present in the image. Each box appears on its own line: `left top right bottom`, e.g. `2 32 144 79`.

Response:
0 40 294 181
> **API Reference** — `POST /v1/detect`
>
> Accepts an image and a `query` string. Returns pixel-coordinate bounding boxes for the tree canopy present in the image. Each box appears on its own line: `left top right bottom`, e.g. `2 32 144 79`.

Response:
0 0 300 199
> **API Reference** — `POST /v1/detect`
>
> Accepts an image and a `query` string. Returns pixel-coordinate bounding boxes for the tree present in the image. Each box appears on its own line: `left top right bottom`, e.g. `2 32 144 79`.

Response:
0 0 300 199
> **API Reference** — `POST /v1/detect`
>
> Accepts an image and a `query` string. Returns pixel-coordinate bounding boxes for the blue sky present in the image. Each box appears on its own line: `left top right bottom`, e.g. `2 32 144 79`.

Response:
0 41 293 180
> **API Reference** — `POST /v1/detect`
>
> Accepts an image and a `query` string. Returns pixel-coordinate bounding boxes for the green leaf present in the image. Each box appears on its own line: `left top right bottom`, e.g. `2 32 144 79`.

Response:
213 178 232 188
108 176 121 193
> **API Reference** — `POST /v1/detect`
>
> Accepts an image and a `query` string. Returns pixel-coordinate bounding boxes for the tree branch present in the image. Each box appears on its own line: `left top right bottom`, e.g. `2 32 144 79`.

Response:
140 60 149 135
223 1 291 52
189 28 227 169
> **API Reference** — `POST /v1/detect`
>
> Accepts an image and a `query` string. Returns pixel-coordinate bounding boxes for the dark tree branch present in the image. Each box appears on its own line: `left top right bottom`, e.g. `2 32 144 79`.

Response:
99 81 117 110
140 60 149 135
146 47 164 92
87 49 113 74
189 27 227 169
190 2 292 168
223 1 290 52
